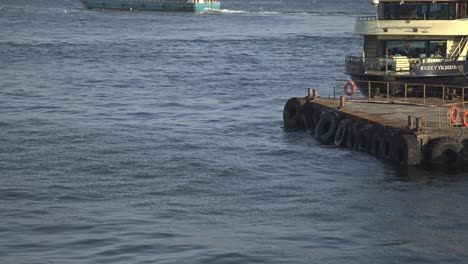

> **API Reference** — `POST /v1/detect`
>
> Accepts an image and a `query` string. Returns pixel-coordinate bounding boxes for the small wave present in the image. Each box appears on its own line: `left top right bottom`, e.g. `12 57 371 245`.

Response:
0 121 12 127
202 8 279 15
201 8 370 16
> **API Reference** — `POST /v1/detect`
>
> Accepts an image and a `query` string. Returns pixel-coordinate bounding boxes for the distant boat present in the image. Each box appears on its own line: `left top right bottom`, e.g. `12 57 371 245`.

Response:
80 0 220 13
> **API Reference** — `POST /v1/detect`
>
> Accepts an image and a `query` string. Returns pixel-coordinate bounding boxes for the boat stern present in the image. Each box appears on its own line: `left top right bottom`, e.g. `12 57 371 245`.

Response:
194 2 221 13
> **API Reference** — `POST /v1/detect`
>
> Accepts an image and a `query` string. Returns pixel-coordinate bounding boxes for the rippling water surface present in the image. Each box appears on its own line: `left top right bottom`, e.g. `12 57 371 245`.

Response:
1 0 468 263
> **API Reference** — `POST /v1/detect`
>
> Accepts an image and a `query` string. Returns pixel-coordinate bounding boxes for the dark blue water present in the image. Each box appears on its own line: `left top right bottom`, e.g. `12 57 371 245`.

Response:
1 0 468 263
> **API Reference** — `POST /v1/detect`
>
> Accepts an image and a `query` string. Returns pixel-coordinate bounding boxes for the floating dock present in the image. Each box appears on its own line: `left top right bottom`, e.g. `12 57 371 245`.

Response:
283 80 468 169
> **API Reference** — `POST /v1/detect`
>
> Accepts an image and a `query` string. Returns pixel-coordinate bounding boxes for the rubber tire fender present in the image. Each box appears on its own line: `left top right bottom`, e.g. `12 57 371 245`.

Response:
357 124 373 152
314 111 339 144
392 134 422 166
460 139 468 167
369 127 385 156
423 137 463 167
300 103 316 133
346 122 359 150
283 97 306 129
334 119 350 147
312 107 323 127
380 131 395 161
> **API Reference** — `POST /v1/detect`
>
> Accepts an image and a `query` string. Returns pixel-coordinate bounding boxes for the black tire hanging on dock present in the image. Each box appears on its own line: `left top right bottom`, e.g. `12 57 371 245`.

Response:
369 127 385 157
459 139 468 167
392 134 422 166
334 119 350 147
357 124 374 152
346 122 359 150
283 97 306 129
314 111 339 144
380 131 395 161
312 107 323 126
301 103 316 133
423 137 463 167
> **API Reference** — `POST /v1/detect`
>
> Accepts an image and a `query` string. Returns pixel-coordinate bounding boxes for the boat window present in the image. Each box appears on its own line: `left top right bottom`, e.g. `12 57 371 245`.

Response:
429 41 447 58
382 40 447 59
382 2 456 20
385 40 426 58
462 3 468 19
383 3 427 20
428 3 456 19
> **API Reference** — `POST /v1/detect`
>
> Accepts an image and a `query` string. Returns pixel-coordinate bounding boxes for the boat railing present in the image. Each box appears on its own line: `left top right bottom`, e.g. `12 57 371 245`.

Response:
345 55 467 74
356 16 377 21
331 79 468 130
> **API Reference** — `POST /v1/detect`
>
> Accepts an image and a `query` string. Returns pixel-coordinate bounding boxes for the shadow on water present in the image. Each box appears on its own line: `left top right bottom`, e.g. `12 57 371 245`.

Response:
394 165 468 184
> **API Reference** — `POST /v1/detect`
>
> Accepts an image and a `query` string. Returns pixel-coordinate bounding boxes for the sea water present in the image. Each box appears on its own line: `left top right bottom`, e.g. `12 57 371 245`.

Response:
1 0 468 263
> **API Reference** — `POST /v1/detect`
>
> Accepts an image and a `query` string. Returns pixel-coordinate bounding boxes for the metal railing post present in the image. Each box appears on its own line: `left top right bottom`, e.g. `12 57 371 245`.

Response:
333 80 336 100
463 87 465 101
438 106 441 129
404 83 407 101
442 85 445 104
368 81 371 102
423 84 426 104
386 82 390 101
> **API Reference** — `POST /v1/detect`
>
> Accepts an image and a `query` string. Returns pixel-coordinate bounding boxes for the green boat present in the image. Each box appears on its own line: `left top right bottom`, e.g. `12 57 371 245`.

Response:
80 0 221 13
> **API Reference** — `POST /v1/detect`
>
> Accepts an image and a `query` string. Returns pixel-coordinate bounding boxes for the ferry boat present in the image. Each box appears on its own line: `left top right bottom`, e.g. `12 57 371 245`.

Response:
80 0 220 13
345 0 468 97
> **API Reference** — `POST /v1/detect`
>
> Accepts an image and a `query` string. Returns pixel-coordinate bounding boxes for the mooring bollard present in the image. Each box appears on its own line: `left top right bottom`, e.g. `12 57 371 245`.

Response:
313 89 319 98
340 96 345 108
307 88 314 98
407 115 414 129
307 89 320 100
415 117 423 131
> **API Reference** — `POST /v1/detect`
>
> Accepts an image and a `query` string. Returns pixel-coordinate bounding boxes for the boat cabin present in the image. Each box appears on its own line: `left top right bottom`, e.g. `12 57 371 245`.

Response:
346 0 468 78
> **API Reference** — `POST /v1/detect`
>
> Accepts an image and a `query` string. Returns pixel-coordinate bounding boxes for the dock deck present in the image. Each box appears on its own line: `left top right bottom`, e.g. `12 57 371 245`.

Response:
283 92 468 169
315 97 467 139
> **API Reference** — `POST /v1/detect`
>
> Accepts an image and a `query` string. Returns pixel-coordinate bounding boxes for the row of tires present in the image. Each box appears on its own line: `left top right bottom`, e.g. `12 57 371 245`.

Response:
283 97 468 168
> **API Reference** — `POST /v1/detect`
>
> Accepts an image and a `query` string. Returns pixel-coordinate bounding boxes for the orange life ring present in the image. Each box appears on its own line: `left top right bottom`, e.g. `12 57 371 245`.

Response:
450 106 459 123
463 111 468 127
344 81 356 96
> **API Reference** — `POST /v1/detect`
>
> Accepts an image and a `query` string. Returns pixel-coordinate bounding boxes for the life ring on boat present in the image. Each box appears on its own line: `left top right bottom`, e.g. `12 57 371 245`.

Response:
283 97 306 129
423 137 463 167
462 111 468 127
344 81 357 96
449 106 459 123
